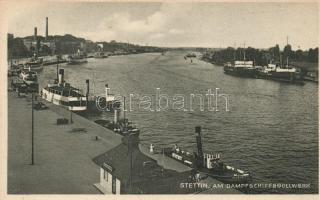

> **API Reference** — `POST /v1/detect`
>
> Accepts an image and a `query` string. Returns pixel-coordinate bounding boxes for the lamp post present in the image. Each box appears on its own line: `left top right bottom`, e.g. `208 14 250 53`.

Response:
70 106 73 123
127 133 135 193
31 93 35 165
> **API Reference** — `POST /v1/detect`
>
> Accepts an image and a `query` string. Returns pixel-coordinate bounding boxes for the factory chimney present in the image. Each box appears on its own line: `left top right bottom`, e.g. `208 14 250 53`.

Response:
34 27 37 42
45 17 48 40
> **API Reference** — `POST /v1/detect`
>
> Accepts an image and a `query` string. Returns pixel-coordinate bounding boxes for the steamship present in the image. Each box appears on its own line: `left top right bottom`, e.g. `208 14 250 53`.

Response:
24 54 43 72
223 46 257 78
223 61 257 78
67 49 87 65
20 69 38 86
84 79 121 113
41 69 87 111
94 51 108 58
164 126 252 184
257 63 303 84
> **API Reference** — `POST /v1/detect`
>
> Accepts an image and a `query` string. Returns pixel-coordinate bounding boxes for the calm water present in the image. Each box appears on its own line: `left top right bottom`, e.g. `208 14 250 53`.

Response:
39 51 318 194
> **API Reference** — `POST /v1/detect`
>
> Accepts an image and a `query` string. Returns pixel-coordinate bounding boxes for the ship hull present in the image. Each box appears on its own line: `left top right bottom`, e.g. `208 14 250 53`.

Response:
67 59 88 65
257 71 304 85
163 148 252 184
224 66 257 78
24 63 43 72
42 88 87 111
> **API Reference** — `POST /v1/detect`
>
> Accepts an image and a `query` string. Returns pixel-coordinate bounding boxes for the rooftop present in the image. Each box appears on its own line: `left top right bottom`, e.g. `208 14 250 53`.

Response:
92 135 197 194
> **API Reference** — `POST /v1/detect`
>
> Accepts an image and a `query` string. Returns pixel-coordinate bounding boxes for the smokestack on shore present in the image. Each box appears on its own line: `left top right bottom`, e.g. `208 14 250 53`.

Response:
34 27 37 42
45 17 48 40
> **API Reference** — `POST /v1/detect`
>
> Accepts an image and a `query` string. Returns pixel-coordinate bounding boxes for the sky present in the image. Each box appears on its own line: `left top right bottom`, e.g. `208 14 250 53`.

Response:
6 1 319 50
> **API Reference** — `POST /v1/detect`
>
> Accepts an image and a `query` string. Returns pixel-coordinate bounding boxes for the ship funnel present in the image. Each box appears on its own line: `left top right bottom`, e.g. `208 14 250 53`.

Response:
114 109 119 124
195 126 204 167
105 84 109 100
86 79 89 96
58 69 64 85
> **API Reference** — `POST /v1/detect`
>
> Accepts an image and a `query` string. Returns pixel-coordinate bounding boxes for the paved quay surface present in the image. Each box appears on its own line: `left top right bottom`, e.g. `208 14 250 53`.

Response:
8 90 241 194
8 92 122 194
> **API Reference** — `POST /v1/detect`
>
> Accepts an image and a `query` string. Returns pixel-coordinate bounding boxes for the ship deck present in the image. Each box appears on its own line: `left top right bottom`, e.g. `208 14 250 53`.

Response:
45 85 85 97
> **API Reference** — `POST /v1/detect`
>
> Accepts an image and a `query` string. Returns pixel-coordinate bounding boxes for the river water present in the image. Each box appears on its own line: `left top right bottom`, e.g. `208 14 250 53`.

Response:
39 51 318 194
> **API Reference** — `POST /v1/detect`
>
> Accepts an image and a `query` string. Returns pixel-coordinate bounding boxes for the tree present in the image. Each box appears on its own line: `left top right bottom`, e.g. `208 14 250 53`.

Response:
308 48 318 63
268 44 280 62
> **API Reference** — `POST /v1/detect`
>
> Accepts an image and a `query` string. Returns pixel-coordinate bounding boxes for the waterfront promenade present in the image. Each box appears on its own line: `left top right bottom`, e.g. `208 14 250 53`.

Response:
8 92 122 194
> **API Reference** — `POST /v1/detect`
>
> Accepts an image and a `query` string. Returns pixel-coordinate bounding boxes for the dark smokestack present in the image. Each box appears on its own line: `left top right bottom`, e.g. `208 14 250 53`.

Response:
86 79 89 96
45 17 48 40
86 79 89 108
195 126 204 167
58 69 64 85
34 27 37 42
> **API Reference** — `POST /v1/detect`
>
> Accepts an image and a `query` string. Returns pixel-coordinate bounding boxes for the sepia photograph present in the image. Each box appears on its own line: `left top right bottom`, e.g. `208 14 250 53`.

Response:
0 0 318 198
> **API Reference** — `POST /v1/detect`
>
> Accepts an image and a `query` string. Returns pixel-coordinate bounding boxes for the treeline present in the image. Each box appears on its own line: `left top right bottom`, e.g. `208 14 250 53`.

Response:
7 34 163 59
202 44 318 67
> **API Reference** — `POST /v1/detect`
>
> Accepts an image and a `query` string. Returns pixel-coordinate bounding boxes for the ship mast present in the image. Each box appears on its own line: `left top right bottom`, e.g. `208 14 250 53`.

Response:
233 42 236 61
243 42 246 61
286 36 289 68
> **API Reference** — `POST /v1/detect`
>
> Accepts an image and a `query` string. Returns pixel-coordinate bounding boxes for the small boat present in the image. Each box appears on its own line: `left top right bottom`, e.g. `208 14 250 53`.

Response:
185 53 197 58
163 126 252 184
20 69 38 86
11 79 28 97
24 54 43 72
94 51 108 58
41 68 87 111
94 118 140 137
67 49 87 65
94 99 139 136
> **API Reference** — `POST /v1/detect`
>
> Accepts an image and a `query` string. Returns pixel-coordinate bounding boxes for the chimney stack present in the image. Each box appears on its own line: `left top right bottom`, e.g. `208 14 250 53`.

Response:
34 27 37 42
45 17 48 40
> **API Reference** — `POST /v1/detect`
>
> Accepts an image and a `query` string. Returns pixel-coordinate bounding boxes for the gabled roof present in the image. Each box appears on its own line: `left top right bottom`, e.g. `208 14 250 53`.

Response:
92 135 196 194
92 141 163 184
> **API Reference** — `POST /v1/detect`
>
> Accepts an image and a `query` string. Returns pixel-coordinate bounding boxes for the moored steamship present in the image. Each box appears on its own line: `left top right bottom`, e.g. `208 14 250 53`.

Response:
164 126 252 184
41 69 87 111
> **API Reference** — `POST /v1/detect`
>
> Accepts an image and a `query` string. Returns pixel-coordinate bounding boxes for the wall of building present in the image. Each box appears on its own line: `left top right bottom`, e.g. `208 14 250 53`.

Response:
99 167 120 194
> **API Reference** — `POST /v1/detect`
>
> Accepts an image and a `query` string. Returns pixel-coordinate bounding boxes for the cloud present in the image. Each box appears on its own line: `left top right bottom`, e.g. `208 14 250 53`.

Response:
82 3 194 43
168 29 184 35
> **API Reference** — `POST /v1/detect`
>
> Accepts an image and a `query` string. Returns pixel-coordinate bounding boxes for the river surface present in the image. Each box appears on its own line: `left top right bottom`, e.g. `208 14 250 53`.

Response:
39 51 318 194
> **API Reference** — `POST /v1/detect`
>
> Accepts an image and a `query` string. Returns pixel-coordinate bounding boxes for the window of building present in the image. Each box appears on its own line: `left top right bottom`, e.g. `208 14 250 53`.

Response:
112 176 116 194
103 170 108 181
